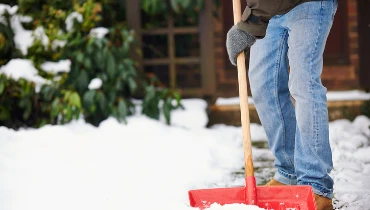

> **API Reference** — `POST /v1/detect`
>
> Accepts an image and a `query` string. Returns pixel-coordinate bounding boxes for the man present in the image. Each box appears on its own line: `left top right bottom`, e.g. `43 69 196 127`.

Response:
226 1 338 210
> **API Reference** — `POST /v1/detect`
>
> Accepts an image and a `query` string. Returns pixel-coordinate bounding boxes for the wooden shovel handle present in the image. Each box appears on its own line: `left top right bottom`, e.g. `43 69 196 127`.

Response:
232 0 254 177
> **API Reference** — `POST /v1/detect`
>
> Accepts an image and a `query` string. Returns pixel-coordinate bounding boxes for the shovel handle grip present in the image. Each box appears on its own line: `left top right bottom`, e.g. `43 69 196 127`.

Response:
232 0 254 177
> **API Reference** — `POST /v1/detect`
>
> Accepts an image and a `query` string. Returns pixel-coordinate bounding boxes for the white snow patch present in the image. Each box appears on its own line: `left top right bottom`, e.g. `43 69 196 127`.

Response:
326 90 370 101
18 15 32 23
353 147 370 163
205 203 264 210
65 12 83 32
88 78 102 90
52 39 67 50
0 4 46 55
90 27 109 39
0 98 369 210
33 26 49 47
5 7 33 55
216 97 254 105
0 4 17 16
0 59 48 91
328 115 370 209
41 60 71 74
215 90 370 105
169 99 209 129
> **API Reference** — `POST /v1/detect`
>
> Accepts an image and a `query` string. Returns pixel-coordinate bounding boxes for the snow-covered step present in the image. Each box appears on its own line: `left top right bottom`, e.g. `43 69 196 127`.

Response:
209 90 370 126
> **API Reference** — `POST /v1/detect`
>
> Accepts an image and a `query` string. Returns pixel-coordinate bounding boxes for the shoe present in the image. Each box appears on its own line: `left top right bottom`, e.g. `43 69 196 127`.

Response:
314 194 333 210
265 178 286 186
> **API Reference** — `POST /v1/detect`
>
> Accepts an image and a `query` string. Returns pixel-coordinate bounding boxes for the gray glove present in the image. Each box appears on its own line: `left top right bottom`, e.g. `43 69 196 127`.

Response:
226 25 256 66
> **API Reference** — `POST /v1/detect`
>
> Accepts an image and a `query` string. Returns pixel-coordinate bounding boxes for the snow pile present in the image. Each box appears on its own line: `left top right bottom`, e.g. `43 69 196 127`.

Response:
90 27 109 39
204 204 264 210
327 90 370 101
88 78 103 90
169 99 209 129
329 116 370 209
216 90 370 105
0 100 244 210
0 4 33 55
0 4 18 23
65 12 83 32
41 60 71 74
1 99 369 210
0 59 49 91
216 97 254 106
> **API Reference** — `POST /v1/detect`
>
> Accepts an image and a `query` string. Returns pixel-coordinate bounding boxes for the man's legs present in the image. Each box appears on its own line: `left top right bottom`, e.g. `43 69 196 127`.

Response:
249 16 298 185
285 0 337 199
249 0 337 200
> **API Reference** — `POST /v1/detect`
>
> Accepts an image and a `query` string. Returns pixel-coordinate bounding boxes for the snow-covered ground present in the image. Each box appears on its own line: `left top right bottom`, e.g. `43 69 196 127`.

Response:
1 3 370 210
0 99 369 210
215 90 370 106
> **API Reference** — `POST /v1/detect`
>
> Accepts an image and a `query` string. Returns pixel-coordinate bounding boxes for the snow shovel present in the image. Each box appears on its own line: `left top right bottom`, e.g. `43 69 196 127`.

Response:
188 1 317 209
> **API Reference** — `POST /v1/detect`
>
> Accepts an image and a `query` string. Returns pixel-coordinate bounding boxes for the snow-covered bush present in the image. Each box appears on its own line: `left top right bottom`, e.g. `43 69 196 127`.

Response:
0 0 182 129
0 74 82 129
0 5 22 65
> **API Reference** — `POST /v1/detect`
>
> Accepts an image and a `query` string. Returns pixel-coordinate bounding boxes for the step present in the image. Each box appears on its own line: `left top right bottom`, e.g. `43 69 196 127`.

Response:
208 99 369 126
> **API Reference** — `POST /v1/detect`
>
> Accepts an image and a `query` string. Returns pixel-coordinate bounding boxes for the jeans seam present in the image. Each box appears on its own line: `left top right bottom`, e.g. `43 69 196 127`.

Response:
274 29 294 170
308 2 324 153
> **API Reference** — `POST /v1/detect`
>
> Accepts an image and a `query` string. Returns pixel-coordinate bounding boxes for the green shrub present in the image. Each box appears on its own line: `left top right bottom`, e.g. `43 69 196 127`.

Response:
62 25 138 126
0 0 183 129
0 9 22 65
142 83 182 125
0 74 82 129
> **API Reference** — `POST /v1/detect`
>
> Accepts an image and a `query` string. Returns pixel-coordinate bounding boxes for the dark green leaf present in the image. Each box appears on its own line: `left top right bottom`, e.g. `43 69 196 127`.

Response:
118 99 128 122
96 92 108 115
0 106 10 121
51 98 60 118
162 98 172 124
84 58 92 69
0 82 4 95
23 101 32 120
64 105 73 122
78 70 89 92
106 53 116 79
128 77 137 93
83 90 96 109
171 0 180 13
76 52 84 63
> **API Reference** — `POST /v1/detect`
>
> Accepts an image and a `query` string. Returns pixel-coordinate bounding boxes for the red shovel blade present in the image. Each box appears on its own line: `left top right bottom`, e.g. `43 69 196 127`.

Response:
189 178 316 210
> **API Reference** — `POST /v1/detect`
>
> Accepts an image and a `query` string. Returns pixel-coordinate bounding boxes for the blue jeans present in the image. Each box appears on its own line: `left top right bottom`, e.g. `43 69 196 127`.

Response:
248 0 338 199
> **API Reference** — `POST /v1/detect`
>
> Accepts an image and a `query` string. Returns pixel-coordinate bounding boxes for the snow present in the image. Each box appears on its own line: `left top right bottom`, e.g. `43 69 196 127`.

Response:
169 99 209 129
216 97 254 105
0 4 34 55
41 60 71 74
88 78 103 90
1 4 49 55
215 90 370 105
32 26 49 47
0 59 48 91
52 39 67 50
0 99 369 210
327 90 370 101
90 27 109 39
1 3 369 210
204 204 264 210
0 4 17 17
65 12 83 32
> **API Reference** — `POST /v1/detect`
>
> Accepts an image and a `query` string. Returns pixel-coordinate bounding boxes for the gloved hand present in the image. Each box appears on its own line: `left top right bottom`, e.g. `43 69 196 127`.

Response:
226 24 256 66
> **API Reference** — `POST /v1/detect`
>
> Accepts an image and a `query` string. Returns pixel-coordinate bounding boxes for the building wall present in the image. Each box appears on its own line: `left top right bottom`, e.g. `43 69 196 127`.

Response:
213 0 361 98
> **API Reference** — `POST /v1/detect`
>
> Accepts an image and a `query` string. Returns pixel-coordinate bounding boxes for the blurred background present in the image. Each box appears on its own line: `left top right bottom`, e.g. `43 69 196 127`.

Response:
1 1 370 209
0 0 369 129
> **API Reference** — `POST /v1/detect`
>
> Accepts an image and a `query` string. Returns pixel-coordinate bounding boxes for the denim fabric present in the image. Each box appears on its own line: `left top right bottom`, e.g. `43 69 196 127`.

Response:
248 0 338 199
